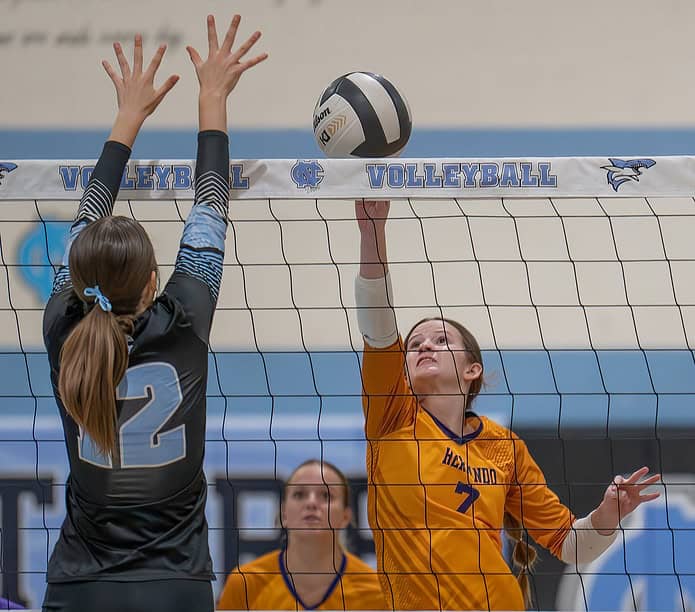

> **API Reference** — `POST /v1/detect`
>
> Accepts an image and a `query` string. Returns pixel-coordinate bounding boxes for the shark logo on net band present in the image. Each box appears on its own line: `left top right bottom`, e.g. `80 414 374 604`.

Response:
601 158 656 192
0 162 18 187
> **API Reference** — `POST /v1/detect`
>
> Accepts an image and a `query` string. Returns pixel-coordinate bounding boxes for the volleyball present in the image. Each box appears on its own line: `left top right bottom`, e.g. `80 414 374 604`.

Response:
313 71 412 158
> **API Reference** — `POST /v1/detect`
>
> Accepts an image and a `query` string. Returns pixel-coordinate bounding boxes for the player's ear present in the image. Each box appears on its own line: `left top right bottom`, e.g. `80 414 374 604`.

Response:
463 362 482 382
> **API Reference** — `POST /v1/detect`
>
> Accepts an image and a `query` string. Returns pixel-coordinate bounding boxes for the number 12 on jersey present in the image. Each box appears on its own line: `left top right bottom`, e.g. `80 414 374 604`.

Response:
78 362 187 469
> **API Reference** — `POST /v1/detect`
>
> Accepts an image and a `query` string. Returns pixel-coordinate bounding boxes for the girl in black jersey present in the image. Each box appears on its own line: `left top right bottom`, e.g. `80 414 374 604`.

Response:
41 15 267 612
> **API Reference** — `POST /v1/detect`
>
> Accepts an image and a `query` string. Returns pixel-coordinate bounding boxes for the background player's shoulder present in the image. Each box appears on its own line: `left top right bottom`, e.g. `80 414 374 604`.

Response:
235 549 283 575
344 551 378 575
220 549 283 608
219 551 283 611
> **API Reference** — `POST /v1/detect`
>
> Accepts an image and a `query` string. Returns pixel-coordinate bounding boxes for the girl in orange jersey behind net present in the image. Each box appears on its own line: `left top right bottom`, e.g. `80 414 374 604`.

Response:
217 460 387 611
354 199 661 611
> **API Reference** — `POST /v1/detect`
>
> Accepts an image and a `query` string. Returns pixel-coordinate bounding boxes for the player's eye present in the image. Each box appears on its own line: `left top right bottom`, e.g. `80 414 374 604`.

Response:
292 490 304 499
408 339 420 350
437 335 447 345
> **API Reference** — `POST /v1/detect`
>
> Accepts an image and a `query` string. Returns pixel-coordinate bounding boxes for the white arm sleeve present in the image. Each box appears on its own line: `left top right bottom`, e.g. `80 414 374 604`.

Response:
560 514 619 565
354 273 398 348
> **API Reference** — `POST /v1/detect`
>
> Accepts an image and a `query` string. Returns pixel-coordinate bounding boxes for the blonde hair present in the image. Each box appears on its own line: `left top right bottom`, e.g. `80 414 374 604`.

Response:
504 512 539 608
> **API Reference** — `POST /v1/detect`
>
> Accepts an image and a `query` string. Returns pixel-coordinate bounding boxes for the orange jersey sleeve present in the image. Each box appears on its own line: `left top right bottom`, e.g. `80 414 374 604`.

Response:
217 551 282 610
504 434 575 557
217 570 253 610
361 338 417 440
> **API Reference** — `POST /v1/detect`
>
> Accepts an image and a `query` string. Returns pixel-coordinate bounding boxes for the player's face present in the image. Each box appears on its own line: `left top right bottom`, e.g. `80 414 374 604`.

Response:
405 319 480 394
282 463 351 534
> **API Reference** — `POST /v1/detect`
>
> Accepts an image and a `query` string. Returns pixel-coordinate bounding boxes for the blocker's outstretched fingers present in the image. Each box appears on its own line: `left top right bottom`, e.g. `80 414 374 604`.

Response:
186 45 203 68
153 74 180 107
189 14 268 101
239 52 268 73
231 31 262 62
133 33 144 74
206 14 220 55
113 41 131 80
102 60 122 88
146 44 168 79
221 14 242 54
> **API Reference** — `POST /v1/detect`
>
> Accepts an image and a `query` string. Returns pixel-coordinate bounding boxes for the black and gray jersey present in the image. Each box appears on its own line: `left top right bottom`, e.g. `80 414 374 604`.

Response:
43 131 230 582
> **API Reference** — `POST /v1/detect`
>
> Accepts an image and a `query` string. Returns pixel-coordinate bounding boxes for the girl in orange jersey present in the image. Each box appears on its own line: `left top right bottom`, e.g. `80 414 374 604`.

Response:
354 199 661 611
217 460 388 610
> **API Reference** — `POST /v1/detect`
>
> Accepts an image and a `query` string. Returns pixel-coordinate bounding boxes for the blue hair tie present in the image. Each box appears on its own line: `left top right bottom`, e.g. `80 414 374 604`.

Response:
83 285 112 312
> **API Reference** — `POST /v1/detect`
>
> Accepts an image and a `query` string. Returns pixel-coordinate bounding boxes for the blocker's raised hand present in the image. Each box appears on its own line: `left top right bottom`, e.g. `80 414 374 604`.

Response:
187 14 268 99
102 34 179 121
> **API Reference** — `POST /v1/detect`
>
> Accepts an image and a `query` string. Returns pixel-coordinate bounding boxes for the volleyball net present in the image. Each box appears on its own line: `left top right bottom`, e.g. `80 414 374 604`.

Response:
1 156 694 610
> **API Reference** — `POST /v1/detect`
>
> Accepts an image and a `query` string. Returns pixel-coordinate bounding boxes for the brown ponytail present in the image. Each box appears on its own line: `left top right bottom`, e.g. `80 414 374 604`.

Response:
504 512 539 609
59 309 131 458
57 216 156 460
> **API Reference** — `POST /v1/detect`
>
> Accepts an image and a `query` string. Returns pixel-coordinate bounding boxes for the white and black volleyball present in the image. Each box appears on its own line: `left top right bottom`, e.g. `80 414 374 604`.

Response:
313 72 412 158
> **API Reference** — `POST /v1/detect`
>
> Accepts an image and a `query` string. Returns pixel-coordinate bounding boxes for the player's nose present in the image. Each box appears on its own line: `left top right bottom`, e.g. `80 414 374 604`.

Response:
418 337 434 351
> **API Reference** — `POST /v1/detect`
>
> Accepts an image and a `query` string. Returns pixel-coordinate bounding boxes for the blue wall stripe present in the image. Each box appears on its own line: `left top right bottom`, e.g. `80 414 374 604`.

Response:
2 349 694 434
4 128 695 158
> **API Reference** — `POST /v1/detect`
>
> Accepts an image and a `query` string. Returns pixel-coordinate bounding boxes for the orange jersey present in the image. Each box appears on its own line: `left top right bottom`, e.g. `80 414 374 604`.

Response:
362 339 575 611
217 549 388 610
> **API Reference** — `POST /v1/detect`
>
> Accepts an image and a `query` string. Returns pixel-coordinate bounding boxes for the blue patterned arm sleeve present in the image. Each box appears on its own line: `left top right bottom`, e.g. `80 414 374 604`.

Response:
172 130 230 303
50 141 131 296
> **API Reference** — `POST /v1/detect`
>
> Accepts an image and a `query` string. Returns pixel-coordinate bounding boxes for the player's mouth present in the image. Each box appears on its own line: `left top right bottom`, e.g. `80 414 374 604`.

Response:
417 355 436 367
302 514 322 524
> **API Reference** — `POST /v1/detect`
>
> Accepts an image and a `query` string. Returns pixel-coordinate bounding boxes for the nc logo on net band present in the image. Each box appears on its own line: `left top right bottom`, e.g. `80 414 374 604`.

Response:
0 163 18 187
291 160 324 190
602 158 656 192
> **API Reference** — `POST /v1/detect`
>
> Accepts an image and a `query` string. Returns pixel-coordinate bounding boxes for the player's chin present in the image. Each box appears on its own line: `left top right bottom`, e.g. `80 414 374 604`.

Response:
290 525 331 536
411 368 441 386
